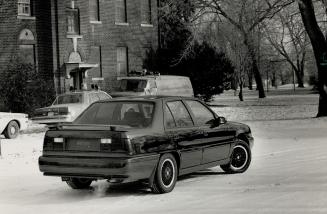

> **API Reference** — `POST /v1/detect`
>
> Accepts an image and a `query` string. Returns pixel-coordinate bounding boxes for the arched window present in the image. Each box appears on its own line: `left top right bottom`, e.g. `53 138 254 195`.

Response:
18 29 36 67
68 52 82 63
18 29 35 40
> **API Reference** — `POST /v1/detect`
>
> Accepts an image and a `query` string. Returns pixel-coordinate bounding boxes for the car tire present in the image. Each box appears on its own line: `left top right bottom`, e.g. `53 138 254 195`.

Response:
66 178 93 189
220 140 251 173
152 153 178 194
4 121 19 139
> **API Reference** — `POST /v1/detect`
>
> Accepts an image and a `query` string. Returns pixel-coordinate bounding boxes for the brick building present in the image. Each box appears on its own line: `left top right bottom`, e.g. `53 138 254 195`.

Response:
0 0 36 76
0 0 158 94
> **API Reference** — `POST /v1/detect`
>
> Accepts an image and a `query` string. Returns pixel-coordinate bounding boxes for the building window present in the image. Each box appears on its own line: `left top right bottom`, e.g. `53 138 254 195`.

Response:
18 29 35 41
18 29 36 69
67 8 80 34
117 47 128 76
90 46 102 77
19 45 36 67
141 0 151 24
115 0 127 23
18 0 31 16
89 0 100 21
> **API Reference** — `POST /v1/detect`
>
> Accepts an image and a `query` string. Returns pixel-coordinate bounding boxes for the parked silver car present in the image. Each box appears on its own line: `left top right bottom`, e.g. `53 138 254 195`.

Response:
32 91 112 125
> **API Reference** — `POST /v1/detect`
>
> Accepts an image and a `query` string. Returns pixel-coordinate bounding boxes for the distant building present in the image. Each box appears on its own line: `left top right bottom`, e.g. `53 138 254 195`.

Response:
0 0 158 94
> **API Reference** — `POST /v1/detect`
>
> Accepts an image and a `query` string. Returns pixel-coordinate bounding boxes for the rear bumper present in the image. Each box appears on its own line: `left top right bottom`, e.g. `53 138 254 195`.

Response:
39 154 160 182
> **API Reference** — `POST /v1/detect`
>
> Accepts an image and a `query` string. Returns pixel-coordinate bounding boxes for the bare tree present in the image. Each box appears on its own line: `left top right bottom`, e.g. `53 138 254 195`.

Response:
263 4 309 87
229 44 252 101
298 0 327 116
190 17 253 100
194 0 293 98
219 25 251 101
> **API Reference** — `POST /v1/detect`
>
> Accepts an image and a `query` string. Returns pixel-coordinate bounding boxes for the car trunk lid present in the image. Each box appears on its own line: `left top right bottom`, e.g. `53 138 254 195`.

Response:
43 124 132 154
34 106 69 117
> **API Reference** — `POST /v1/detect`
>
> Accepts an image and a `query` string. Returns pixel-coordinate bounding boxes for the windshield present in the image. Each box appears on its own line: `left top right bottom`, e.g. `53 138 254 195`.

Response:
74 101 155 128
53 94 83 105
117 79 147 92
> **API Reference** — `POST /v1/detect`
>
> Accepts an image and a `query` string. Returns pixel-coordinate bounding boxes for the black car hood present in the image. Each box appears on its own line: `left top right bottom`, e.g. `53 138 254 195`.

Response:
225 121 251 133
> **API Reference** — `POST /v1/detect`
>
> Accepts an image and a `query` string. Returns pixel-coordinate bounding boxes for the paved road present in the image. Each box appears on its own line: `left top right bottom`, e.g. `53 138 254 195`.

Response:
0 118 327 214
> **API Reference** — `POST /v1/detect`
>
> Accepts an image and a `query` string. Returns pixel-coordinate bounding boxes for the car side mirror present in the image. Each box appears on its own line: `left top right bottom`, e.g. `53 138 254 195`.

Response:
218 117 227 125
210 117 227 127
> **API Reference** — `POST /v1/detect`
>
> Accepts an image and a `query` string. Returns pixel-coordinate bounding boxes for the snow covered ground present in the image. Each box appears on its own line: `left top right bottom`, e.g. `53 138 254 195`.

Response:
211 88 318 121
0 89 327 214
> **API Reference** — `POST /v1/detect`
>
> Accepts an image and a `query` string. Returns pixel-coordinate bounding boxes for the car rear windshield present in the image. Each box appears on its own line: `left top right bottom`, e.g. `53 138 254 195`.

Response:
53 94 83 105
117 79 147 92
74 101 155 128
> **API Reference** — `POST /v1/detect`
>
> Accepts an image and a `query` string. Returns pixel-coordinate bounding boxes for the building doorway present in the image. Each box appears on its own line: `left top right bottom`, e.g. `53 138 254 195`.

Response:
69 68 84 90
65 52 98 92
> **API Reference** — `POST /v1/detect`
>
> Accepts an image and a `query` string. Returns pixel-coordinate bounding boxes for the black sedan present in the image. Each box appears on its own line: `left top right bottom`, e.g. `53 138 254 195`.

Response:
39 96 254 193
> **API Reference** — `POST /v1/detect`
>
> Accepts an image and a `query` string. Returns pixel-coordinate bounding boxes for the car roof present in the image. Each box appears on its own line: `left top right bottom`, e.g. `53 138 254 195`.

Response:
59 90 107 95
98 95 198 102
117 75 189 80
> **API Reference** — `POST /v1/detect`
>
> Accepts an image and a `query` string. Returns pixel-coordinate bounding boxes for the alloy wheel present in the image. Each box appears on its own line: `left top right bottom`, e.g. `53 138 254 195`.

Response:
230 145 248 171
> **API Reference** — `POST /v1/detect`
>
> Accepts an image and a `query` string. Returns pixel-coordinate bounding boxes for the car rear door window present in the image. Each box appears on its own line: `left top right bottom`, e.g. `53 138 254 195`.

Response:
167 101 194 127
185 100 215 126
165 105 176 128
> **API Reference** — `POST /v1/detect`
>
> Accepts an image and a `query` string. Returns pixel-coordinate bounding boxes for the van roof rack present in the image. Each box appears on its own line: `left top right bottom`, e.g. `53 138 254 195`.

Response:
127 70 160 77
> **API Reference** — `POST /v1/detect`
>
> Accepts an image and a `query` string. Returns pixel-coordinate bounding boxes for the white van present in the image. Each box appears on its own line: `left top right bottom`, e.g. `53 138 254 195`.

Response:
111 75 194 97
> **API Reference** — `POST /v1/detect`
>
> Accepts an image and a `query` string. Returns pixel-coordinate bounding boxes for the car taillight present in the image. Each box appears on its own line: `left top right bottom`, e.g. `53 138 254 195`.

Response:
43 136 53 151
99 138 132 154
100 138 112 144
125 138 134 155
54 137 64 143
43 136 64 151
58 108 69 115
